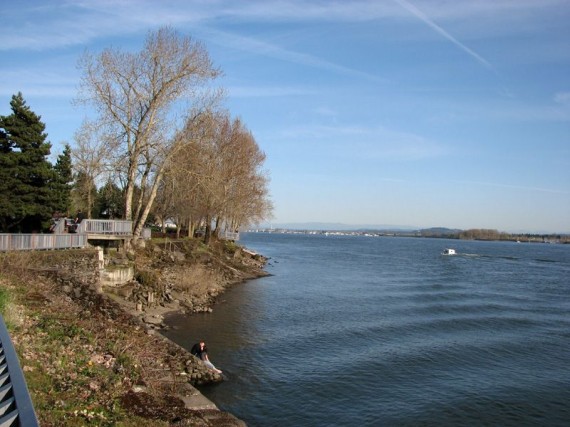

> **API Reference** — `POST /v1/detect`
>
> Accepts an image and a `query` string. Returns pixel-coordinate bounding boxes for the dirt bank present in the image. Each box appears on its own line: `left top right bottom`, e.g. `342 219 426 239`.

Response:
106 238 269 327
0 238 268 426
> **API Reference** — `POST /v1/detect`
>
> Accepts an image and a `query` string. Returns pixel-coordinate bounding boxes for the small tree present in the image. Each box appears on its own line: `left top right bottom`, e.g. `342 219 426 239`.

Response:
95 180 125 219
71 172 97 218
72 120 110 219
53 143 73 216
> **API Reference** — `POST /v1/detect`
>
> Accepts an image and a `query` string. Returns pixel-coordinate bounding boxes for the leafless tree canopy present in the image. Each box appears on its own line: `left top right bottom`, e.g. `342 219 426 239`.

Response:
158 110 273 241
77 27 222 240
71 120 112 217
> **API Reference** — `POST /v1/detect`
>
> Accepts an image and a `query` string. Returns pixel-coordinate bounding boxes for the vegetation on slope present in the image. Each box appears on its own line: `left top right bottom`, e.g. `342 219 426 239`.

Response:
0 240 263 426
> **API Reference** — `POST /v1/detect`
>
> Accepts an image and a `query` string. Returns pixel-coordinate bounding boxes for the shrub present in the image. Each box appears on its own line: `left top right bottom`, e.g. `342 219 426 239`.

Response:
135 270 159 287
223 240 239 255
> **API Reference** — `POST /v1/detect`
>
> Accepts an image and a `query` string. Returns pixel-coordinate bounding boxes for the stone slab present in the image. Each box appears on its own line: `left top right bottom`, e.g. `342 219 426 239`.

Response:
179 391 219 411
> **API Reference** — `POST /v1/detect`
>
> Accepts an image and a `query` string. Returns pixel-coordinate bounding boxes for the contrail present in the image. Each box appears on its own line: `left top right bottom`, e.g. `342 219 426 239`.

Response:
200 27 384 82
393 0 494 71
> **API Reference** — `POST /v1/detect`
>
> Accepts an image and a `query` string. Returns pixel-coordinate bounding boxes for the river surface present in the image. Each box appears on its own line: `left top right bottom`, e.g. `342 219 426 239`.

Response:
162 233 570 426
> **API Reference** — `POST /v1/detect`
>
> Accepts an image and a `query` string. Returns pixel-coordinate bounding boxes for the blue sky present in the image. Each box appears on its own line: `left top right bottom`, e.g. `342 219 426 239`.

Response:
1 0 569 233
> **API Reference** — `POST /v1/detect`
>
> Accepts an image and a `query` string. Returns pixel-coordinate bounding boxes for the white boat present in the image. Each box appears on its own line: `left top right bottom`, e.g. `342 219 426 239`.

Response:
442 248 456 255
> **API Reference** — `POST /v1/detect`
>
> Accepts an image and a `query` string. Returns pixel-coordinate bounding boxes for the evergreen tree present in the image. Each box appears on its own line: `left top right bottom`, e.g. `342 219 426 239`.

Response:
95 180 125 219
53 144 73 216
0 106 19 231
0 93 57 232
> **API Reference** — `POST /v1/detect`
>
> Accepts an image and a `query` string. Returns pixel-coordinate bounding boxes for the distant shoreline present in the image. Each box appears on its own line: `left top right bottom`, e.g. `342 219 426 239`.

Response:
246 229 570 244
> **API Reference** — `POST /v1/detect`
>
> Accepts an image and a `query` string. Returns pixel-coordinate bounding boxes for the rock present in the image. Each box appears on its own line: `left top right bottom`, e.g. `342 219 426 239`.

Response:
143 314 164 325
132 385 147 393
172 251 186 262
117 284 134 298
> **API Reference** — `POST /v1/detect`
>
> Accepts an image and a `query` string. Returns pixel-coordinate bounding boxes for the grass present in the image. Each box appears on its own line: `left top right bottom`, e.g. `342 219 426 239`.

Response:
6 289 147 426
0 286 9 314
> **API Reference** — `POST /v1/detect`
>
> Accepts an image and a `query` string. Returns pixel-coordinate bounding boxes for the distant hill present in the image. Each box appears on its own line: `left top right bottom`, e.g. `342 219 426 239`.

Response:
420 227 462 235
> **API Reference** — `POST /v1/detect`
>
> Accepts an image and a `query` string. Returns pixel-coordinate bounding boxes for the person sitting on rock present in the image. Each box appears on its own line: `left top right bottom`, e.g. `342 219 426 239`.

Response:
191 340 222 374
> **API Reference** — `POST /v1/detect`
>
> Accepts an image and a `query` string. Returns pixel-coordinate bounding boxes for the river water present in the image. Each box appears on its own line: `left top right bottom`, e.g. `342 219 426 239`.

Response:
162 232 570 426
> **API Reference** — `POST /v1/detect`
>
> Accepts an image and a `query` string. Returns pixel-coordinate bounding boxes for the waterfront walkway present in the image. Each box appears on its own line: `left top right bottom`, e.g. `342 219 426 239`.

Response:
0 219 133 251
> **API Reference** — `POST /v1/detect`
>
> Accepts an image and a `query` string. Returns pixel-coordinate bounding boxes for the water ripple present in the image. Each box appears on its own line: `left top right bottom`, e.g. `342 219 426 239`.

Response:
165 234 570 426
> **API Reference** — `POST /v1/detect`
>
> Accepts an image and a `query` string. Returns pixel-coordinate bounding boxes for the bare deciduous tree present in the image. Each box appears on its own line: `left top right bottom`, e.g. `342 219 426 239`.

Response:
159 110 272 244
72 120 111 218
215 116 273 233
77 26 220 241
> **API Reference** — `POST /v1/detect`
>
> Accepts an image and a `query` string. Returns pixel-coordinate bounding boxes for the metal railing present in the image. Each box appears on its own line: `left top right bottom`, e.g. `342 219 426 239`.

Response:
0 234 87 252
0 315 39 427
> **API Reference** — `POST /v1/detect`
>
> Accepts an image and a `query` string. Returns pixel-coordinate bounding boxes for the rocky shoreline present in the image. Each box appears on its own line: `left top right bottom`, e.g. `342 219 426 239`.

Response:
1 239 269 426
104 239 270 411
105 240 269 385
108 239 269 329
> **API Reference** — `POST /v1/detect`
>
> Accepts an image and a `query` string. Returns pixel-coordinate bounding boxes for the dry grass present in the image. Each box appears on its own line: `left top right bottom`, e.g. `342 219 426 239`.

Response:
167 264 218 294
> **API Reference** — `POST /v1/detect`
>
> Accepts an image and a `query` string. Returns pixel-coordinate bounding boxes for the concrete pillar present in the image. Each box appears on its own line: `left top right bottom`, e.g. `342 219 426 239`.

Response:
97 246 105 270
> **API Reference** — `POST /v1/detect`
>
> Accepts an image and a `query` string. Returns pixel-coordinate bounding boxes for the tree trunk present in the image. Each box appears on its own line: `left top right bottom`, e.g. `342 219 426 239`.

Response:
204 215 211 245
131 166 165 242
213 216 221 238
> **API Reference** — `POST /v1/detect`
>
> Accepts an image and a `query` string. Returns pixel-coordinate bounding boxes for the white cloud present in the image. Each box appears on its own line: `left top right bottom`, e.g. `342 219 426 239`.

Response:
281 124 446 160
554 92 570 105
0 69 77 98
229 85 314 98
3 0 566 51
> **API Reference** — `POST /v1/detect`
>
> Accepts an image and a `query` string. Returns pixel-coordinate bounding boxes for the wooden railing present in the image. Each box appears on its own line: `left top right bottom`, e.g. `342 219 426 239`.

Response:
0 234 87 252
77 220 133 236
0 220 133 251
219 230 240 241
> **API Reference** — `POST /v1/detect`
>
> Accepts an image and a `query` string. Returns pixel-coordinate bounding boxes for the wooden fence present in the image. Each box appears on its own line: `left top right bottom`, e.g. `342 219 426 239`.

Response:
77 219 133 236
0 233 87 252
219 230 240 241
0 220 133 251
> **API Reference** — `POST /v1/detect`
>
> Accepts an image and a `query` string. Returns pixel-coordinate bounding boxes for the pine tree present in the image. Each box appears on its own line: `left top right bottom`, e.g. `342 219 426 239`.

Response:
53 144 73 216
0 93 57 232
0 105 19 231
